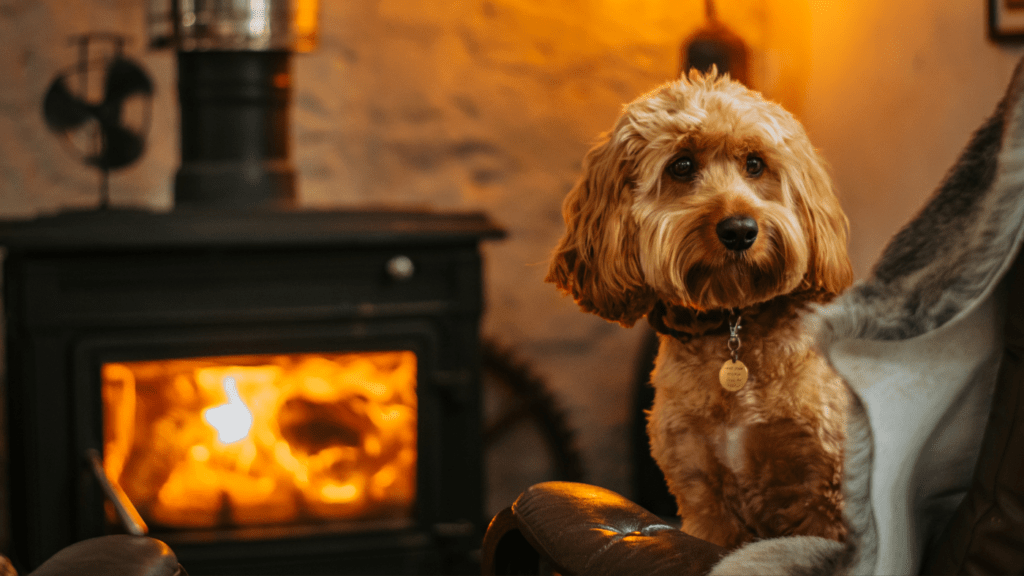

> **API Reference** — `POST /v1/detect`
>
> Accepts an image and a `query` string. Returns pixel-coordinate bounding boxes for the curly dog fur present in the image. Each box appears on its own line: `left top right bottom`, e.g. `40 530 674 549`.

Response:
547 69 853 549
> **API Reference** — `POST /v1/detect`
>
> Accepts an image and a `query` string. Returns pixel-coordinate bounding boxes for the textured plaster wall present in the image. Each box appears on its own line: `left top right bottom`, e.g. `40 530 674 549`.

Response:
801 2 1024 277
1 0 1024 539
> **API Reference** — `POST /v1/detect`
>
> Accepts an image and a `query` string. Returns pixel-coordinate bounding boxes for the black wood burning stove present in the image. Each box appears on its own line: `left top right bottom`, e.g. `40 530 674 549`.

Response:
9 4 506 573
1 208 503 574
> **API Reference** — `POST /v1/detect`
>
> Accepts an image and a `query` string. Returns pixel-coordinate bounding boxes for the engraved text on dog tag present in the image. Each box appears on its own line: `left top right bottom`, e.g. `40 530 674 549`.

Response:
719 360 748 391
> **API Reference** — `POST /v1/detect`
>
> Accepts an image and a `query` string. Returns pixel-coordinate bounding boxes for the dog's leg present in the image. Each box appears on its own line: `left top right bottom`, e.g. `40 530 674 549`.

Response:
738 419 847 542
648 414 754 548
673 462 758 549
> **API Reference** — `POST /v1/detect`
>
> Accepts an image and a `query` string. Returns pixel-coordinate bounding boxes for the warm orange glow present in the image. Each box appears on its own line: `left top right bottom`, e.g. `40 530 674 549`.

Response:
293 0 318 52
102 351 417 529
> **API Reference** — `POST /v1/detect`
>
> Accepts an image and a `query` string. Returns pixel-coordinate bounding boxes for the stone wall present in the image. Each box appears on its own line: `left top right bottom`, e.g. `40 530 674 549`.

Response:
2 0 1024 550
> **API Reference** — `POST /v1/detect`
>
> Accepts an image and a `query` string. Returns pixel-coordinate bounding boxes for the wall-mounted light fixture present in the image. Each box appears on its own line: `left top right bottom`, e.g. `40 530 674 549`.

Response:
680 0 750 85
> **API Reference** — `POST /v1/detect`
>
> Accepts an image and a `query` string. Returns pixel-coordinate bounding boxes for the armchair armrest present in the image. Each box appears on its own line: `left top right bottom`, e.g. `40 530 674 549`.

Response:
482 481 726 576
27 535 185 576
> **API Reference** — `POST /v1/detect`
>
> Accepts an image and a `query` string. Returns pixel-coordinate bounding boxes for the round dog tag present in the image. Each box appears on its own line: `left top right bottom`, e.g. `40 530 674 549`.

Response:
719 360 748 391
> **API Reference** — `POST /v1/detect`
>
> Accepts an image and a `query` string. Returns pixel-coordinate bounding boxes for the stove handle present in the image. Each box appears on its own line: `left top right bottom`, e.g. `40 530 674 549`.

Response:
386 255 416 281
85 448 149 536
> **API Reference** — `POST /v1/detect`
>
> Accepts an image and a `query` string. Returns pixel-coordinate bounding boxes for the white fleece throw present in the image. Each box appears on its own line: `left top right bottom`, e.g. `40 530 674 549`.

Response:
710 57 1024 576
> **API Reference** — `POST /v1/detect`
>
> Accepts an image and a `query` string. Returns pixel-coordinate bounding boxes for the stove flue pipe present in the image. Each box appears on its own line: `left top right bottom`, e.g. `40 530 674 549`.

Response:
148 0 318 209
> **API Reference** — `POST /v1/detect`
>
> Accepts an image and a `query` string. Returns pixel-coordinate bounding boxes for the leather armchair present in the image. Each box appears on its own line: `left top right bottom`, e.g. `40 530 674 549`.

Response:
482 267 1024 576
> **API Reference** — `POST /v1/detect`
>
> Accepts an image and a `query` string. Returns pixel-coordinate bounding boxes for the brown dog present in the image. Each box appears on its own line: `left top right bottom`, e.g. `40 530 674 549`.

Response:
547 69 852 549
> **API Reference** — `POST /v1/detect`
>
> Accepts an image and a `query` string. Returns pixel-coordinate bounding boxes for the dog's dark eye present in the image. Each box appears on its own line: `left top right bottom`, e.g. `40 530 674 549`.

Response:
745 155 765 177
667 156 697 180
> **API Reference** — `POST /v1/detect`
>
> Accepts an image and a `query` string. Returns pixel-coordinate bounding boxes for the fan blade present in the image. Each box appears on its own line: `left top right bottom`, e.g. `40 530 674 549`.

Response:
43 76 94 131
87 122 144 170
104 58 153 105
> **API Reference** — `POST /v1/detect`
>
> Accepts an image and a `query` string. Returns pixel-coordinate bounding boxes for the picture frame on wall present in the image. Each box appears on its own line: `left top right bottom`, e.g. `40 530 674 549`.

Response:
990 0 1024 40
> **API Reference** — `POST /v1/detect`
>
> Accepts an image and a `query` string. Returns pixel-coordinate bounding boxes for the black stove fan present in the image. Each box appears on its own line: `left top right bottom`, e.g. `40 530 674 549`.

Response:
43 33 153 206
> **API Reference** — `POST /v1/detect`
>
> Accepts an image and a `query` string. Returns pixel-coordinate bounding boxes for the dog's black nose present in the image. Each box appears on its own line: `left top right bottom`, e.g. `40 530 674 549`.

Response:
716 216 758 251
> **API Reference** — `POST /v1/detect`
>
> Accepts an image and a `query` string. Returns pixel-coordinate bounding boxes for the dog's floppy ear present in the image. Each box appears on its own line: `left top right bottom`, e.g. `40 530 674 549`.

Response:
546 127 657 327
780 141 854 300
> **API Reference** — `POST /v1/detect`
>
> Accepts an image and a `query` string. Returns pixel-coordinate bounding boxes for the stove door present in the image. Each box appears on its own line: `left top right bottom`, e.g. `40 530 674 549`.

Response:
100 350 418 532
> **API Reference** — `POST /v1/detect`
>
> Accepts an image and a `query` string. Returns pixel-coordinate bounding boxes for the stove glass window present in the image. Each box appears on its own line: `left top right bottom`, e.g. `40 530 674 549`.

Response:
101 351 417 530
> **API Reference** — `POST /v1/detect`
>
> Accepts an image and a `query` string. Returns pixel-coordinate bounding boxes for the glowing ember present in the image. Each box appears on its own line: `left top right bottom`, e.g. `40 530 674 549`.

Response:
102 351 417 529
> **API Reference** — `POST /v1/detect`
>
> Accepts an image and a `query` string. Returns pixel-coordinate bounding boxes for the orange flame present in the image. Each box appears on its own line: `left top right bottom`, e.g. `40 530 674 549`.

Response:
102 351 417 529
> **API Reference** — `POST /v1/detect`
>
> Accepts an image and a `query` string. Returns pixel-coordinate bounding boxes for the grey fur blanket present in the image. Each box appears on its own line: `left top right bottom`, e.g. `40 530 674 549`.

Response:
710 57 1024 575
